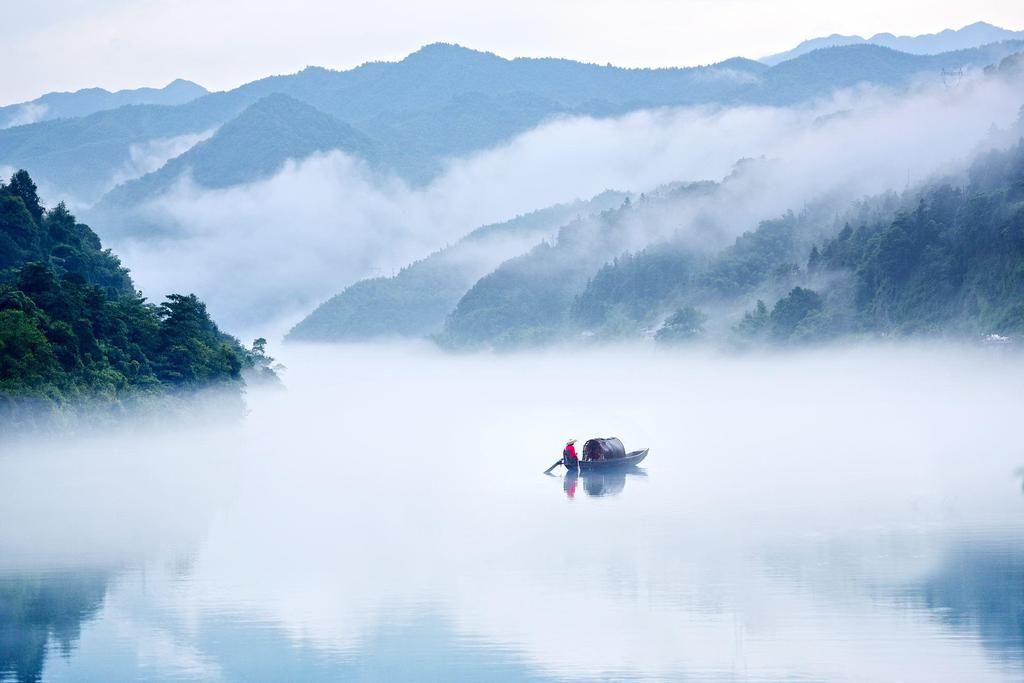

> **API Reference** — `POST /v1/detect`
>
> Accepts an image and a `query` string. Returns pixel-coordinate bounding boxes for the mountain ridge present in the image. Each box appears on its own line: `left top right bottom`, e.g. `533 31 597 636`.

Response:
0 79 207 129
286 189 630 342
6 38 1022 208
97 93 378 216
762 21 1024 65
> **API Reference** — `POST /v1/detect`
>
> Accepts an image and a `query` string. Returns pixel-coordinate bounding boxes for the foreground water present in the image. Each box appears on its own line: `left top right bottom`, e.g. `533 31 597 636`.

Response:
2 344 1024 682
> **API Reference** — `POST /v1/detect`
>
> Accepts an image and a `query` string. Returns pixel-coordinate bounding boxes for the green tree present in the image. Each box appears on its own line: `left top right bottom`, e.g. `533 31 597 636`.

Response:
655 306 707 343
734 299 770 339
0 175 271 418
807 245 821 271
770 287 823 341
0 309 59 391
7 170 44 223
156 294 242 385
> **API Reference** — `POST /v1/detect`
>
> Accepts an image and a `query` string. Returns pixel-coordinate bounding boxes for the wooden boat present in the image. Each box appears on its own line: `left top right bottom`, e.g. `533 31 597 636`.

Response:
574 448 649 472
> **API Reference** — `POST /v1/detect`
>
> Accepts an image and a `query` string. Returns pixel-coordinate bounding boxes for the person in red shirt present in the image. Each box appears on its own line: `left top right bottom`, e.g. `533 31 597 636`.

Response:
563 439 579 470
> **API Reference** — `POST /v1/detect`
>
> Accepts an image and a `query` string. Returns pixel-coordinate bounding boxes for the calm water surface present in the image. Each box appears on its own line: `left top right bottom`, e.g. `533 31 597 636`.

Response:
2 345 1023 682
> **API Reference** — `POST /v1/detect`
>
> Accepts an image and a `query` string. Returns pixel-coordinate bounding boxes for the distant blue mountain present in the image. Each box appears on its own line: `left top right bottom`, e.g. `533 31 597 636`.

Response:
762 21 1024 65
0 79 207 129
286 190 629 342
2 39 1022 207
98 93 377 214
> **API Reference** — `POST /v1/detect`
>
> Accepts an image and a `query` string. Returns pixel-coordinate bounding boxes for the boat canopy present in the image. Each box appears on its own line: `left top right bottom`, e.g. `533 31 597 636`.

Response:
583 437 625 461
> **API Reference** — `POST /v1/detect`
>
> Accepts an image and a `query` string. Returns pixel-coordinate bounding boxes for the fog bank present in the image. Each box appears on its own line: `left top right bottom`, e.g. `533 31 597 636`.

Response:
105 72 1024 338
3 343 1023 680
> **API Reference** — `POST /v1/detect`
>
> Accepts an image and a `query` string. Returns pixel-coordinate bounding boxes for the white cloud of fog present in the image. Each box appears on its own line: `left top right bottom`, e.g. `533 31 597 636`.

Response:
3 344 1024 680
1 102 48 128
106 128 216 193
111 71 1023 339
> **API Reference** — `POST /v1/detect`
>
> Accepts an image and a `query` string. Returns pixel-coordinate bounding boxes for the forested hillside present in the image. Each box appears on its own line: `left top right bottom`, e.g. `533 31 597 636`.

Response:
99 94 380 215
606 137 1024 345
567 206 844 341
431 132 1024 349
811 140 1024 337
437 178 751 348
287 191 627 342
0 171 273 425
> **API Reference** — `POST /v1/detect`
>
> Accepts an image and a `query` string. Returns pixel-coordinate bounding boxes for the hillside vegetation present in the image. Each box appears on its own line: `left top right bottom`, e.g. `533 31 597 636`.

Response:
287 191 627 342
571 137 1024 346
0 171 274 426
391 133 1024 349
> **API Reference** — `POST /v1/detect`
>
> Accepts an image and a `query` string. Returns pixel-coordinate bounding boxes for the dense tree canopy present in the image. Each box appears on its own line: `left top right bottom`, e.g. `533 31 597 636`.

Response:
655 306 708 344
816 140 1024 335
286 196 625 343
0 170 271 425
436 134 1024 349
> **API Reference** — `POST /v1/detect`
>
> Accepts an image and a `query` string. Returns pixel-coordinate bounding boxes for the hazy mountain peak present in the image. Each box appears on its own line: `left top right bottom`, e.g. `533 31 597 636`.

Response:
6 34 1023 210
403 42 500 64
0 79 209 129
163 78 207 93
762 21 1024 65
236 91 327 116
97 93 375 213
712 56 770 72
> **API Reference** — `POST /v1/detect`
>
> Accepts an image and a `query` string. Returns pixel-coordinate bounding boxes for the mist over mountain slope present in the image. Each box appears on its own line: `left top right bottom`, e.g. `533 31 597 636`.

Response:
762 21 1024 65
0 79 207 129
3 33 1023 340
126 63 1024 334
282 60 1024 346
0 100 237 203
96 94 378 222
3 39 1022 207
286 190 628 342
8 9 1024 679
440 112 1024 349
437 173 808 348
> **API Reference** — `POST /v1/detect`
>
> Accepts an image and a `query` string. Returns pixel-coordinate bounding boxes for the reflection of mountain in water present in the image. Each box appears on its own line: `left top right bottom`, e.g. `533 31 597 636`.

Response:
915 541 1024 663
0 572 109 683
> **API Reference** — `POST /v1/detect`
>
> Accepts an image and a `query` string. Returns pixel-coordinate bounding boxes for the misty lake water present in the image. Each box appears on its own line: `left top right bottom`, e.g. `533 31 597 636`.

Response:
3 344 1024 682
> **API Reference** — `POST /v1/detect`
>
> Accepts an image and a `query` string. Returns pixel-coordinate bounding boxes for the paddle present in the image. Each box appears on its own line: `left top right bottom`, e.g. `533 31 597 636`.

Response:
543 459 563 474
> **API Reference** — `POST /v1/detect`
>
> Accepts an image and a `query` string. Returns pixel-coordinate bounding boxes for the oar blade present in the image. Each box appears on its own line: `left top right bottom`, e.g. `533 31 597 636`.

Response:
543 459 563 474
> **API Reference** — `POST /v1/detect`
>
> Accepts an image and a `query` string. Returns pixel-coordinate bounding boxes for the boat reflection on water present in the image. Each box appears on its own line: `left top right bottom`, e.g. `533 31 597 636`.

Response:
560 466 647 498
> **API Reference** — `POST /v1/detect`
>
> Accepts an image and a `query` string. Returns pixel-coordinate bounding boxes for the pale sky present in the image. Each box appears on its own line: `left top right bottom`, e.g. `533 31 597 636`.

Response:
3 0 1023 105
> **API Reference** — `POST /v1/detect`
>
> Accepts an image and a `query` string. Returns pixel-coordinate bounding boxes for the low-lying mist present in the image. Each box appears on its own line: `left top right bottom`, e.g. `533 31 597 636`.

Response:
4 342 1022 562
3 343 1023 680
105 71 1024 339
